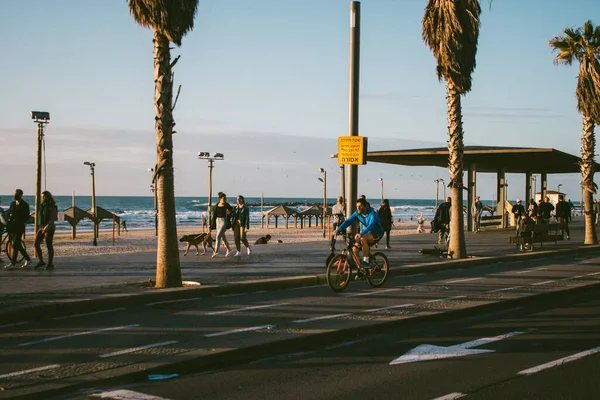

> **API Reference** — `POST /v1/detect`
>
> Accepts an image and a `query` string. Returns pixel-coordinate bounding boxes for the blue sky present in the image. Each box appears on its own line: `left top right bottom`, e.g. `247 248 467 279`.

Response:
1 0 598 202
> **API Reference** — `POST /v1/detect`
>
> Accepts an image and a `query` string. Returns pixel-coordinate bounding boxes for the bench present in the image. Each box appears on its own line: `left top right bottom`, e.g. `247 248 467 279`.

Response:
508 222 566 250
480 215 502 228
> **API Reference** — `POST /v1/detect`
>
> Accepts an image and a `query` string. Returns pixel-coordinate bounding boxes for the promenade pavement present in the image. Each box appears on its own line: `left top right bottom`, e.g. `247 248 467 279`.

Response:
1 217 597 324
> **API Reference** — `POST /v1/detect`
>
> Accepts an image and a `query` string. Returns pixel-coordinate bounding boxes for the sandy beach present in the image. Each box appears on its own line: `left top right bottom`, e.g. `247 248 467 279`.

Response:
32 220 426 258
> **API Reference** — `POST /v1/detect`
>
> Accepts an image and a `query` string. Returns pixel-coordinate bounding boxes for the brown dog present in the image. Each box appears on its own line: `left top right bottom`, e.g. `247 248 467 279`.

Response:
180 233 215 256
254 234 271 245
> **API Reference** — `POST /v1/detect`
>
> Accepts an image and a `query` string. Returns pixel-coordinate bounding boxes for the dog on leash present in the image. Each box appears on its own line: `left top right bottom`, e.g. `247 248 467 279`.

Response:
179 233 215 256
254 234 272 245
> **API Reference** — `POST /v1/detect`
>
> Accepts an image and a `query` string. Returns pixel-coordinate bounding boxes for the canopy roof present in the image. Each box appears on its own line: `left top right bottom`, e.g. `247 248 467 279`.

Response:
263 205 298 218
367 146 599 174
86 206 121 222
298 205 329 216
63 206 91 225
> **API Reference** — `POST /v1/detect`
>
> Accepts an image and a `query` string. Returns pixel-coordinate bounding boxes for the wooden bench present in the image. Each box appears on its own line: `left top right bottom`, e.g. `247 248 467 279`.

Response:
508 222 565 250
480 215 502 228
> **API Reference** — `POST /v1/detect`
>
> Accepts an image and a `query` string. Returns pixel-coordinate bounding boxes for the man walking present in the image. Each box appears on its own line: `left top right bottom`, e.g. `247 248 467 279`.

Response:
5 189 32 269
555 195 571 240
331 196 345 232
472 196 483 233
434 197 451 246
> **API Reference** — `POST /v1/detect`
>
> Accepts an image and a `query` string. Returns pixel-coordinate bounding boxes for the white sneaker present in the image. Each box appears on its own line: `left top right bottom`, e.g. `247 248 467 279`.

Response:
225 250 232 257
247 247 252 255
211 252 219 258
233 251 241 258
4 263 16 269
21 260 29 268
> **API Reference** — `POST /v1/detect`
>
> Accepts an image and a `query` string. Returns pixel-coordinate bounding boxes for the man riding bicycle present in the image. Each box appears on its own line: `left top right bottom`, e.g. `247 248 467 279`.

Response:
335 197 384 267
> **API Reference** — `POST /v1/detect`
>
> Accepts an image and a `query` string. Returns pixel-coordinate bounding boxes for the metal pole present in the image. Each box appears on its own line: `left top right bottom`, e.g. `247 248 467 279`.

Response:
34 122 44 232
346 1 361 228
323 171 327 238
340 165 345 201
380 179 384 203
208 159 214 230
91 166 97 246
435 179 440 210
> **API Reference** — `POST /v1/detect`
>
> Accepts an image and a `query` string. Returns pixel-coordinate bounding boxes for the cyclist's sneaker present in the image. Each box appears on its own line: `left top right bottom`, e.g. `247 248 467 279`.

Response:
34 261 46 269
355 268 367 280
45 264 55 271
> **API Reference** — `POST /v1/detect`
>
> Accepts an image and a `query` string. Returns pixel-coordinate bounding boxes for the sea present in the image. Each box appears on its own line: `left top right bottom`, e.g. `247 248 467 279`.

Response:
0 195 481 235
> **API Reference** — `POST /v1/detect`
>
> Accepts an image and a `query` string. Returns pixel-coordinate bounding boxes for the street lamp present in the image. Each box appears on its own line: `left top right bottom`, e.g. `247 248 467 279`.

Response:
148 167 158 236
378 177 384 203
198 152 224 229
557 183 562 197
318 168 327 238
330 153 345 201
83 161 97 246
30 111 50 232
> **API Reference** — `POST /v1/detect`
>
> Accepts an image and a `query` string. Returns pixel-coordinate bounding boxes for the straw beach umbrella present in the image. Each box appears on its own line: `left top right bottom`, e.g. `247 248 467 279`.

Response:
128 0 198 288
549 20 600 245
421 0 483 258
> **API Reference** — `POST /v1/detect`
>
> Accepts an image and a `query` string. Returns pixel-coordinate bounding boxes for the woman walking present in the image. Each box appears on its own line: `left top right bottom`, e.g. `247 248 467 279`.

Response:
210 192 233 258
378 199 393 249
232 195 252 257
34 191 58 270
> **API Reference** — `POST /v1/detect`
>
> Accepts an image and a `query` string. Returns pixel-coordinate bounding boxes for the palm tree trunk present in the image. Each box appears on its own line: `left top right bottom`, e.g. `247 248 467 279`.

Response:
581 116 597 245
153 31 182 287
446 82 467 258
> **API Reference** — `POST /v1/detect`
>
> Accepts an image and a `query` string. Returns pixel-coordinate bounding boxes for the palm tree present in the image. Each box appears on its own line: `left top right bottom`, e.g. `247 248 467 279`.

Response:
549 21 600 245
422 0 482 258
128 0 198 287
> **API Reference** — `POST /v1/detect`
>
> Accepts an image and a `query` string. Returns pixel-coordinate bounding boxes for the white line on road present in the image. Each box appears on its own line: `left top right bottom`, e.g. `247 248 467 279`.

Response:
18 324 140 347
588 272 600 276
293 313 352 324
53 308 126 320
432 393 466 400
516 267 547 274
99 340 178 358
204 325 275 338
146 297 202 306
290 285 321 290
518 346 600 375
0 321 29 329
345 288 402 297
216 293 248 298
92 389 173 399
206 303 291 315
364 304 414 313
531 280 555 286
0 364 60 379
488 286 524 293
426 296 466 303
444 277 483 284
561 275 584 281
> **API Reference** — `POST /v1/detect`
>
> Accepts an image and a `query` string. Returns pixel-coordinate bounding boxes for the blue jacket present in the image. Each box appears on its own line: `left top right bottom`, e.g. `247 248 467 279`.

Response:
337 207 383 236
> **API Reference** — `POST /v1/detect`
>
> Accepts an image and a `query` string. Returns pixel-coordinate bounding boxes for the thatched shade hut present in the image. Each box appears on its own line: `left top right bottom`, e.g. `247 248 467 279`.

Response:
297 205 329 229
262 205 298 228
87 206 121 235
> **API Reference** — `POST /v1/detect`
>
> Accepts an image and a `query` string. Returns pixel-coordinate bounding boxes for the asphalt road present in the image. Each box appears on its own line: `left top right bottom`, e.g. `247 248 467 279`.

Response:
63 286 600 400
3 253 600 398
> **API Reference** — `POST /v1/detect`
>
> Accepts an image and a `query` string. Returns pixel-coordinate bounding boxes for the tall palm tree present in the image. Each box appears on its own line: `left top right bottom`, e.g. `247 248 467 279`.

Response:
128 0 198 287
422 0 482 258
549 20 600 245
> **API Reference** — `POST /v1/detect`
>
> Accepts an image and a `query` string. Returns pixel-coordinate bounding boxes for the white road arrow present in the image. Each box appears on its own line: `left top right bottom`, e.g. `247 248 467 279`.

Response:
390 331 525 365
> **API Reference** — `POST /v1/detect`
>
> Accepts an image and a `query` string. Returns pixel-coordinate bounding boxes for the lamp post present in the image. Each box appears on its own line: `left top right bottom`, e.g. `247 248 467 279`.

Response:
532 175 538 201
319 168 327 238
83 161 97 246
30 111 50 232
198 152 224 229
557 183 562 197
434 178 441 210
441 178 446 200
148 167 158 236
330 153 345 201
378 177 384 203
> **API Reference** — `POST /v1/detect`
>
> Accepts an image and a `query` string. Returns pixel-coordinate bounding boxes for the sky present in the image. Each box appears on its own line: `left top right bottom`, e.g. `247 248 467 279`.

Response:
1 0 599 202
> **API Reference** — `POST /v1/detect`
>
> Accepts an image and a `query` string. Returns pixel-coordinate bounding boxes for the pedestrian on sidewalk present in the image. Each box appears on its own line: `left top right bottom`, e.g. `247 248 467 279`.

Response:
34 191 58 270
472 196 483 233
210 192 233 258
121 219 128 232
555 195 571 240
331 196 345 231
378 199 393 249
434 197 451 246
232 195 251 257
5 189 32 269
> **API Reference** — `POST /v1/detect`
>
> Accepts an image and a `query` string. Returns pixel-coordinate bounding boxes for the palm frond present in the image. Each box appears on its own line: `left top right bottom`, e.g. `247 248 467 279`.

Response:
128 0 198 46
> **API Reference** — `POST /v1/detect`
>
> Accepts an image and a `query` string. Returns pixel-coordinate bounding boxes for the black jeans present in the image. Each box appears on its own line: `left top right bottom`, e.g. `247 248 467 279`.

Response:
10 228 31 263
34 227 55 265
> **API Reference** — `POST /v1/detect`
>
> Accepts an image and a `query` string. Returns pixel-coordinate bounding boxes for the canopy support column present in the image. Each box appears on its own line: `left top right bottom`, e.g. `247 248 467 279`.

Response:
541 173 548 199
525 171 532 204
467 164 476 232
497 168 506 228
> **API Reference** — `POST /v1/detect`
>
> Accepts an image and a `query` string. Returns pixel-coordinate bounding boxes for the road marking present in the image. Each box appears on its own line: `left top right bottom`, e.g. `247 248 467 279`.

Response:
488 286 523 293
293 313 352 324
204 325 275 338
516 267 547 274
217 293 248 298
365 304 414 313
207 303 290 315
531 280 555 286
0 364 60 379
146 297 202 306
426 296 466 303
587 271 600 276
0 321 29 329
432 393 466 400
290 285 321 290
345 288 402 297
18 324 140 347
444 277 483 284
99 340 178 358
561 275 584 281
53 308 126 320
92 389 172 399
518 346 600 375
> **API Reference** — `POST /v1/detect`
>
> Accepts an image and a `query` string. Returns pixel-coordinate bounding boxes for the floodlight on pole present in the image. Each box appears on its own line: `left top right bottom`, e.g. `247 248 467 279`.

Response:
83 161 97 246
30 111 50 233
378 177 384 203
319 168 327 238
198 152 225 228
330 153 345 201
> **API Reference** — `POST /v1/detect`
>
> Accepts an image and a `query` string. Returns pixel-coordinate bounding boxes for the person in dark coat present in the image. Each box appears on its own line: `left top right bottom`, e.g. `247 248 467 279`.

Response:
434 197 451 246
555 195 570 239
512 199 526 234
34 191 58 270
232 195 252 257
5 189 32 269
538 196 555 223
377 199 393 249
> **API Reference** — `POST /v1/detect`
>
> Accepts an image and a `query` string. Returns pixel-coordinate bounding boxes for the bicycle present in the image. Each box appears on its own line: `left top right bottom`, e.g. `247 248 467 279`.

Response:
1 229 27 264
326 233 389 292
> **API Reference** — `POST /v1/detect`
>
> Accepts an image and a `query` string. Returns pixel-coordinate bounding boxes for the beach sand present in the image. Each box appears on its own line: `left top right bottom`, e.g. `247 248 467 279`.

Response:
38 220 428 258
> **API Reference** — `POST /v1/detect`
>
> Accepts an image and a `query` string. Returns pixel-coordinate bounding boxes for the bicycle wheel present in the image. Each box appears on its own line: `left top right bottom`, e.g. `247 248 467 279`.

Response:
367 252 389 287
326 254 352 292
6 236 26 263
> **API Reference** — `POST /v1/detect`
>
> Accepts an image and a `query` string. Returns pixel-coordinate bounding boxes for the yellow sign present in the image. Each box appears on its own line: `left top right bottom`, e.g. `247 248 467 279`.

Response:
338 136 368 165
